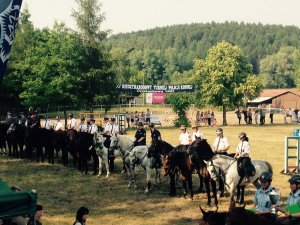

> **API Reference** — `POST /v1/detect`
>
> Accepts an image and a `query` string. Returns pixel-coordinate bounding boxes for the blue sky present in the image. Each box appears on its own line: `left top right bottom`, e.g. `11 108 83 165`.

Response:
24 0 300 34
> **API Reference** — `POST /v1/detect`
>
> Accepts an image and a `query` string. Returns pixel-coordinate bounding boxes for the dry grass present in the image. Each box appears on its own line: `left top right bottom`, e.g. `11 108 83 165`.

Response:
0 110 299 225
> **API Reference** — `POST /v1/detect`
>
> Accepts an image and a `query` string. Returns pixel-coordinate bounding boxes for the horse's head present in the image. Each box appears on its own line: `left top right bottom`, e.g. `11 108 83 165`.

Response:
200 206 225 225
109 134 119 150
189 139 214 160
94 133 104 150
206 159 220 181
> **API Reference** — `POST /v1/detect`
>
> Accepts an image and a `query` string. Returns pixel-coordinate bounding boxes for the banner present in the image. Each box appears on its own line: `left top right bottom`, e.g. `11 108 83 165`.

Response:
152 93 165 104
116 84 195 93
0 0 23 86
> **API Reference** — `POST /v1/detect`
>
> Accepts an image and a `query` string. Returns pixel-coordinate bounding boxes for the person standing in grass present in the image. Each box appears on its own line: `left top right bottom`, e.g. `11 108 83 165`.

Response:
73 207 89 225
27 204 44 225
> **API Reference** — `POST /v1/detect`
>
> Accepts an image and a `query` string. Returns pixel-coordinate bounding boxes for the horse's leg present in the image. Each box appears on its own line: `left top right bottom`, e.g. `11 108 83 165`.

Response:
199 173 205 193
169 173 176 196
204 178 212 206
155 168 161 184
97 156 102 177
187 175 194 200
104 153 110 177
240 185 245 204
182 180 187 198
211 179 218 206
218 177 225 197
145 167 151 192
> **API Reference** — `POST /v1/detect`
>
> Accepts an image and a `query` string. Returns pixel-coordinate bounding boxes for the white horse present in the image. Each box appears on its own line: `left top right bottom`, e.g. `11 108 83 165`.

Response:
206 154 273 200
93 133 110 178
128 145 161 192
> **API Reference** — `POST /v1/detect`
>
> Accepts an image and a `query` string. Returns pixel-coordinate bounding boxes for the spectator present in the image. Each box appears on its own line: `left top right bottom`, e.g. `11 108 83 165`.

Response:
247 108 252 124
254 109 259 125
269 109 274 124
242 109 248 124
207 111 212 127
125 112 130 128
191 124 204 142
145 109 151 124
211 111 216 126
27 204 44 225
73 207 89 225
130 112 135 127
235 108 242 125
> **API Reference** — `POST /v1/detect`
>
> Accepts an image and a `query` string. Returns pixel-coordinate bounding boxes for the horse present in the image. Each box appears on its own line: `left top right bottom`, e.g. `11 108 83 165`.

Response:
0 123 10 155
199 206 228 225
128 145 161 192
148 139 178 196
93 132 110 177
187 138 220 206
6 123 25 158
207 154 273 203
225 199 278 225
162 149 195 199
53 130 68 165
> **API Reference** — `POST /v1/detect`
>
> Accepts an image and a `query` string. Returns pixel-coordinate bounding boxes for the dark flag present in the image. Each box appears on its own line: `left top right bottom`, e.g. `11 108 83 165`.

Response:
0 0 23 86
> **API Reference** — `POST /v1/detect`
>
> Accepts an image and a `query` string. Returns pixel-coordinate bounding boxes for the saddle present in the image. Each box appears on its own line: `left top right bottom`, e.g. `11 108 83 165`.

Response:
237 158 256 178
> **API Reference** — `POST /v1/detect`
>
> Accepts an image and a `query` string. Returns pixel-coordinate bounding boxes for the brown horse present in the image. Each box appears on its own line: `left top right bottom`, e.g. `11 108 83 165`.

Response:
199 206 228 225
225 199 279 225
162 149 194 199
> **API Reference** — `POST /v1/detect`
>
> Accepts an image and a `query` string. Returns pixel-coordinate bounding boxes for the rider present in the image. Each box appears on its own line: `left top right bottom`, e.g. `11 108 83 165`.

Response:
4 112 14 125
234 132 251 182
212 128 230 155
134 122 146 146
178 125 191 151
148 123 162 167
108 118 119 171
253 172 279 223
67 113 77 130
276 175 300 224
78 117 88 132
87 119 98 134
191 124 204 142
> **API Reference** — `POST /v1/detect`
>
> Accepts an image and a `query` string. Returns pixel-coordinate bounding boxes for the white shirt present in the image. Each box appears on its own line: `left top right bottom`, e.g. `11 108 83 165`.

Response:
236 140 250 157
54 121 63 131
88 123 98 134
44 120 52 130
213 136 230 153
110 123 119 135
191 130 204 142
78 123 88 132
67 118 77 129
103 122 112 135
179 132 191 145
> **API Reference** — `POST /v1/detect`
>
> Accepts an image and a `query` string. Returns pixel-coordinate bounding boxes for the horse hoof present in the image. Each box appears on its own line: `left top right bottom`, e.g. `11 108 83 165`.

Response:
97 174 101 178
220 193 225 198
106 174 109 178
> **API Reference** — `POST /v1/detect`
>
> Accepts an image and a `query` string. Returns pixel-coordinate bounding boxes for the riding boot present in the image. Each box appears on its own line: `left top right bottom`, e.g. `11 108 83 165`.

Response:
109 157 115 171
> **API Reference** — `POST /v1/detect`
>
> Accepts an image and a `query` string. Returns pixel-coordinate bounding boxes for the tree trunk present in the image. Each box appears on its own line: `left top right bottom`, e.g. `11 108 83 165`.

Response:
63 105 67 130
222 105 227 125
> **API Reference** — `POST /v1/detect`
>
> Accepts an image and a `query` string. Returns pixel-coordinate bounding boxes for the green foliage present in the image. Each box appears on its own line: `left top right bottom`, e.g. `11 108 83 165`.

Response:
259 47 299 88
169 93 193 127
193 41 262 125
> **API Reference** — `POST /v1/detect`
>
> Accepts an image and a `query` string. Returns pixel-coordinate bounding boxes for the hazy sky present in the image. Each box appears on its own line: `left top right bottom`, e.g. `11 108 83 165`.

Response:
24 0 300 34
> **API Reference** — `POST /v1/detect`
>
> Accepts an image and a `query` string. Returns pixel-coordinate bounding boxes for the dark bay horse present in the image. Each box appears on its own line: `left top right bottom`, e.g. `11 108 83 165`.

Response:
199 206 228 225
188 138 219 206
225 200 279 225
0 123 10 155
162 149 195 199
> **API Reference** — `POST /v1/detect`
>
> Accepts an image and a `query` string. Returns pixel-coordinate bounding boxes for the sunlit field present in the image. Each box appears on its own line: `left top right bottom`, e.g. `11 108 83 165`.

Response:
0 110 299 225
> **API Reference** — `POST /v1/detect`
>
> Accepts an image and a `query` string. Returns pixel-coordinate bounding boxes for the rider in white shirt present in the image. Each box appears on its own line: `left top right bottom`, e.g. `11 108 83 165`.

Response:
87 119 98 134
191 124 204 142
179 125 191 151
213 128 230 155
67 113 77 130
44 116 52 130
53 116 63 131
78 117 88 132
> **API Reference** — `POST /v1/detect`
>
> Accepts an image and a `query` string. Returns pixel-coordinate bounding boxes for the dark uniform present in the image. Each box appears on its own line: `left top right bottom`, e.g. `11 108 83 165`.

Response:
149 124 162 167
151 129 161 142
134 127 146 146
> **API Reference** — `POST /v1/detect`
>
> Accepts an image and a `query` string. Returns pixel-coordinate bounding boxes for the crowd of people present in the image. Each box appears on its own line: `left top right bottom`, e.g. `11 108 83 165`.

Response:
125 108 152 128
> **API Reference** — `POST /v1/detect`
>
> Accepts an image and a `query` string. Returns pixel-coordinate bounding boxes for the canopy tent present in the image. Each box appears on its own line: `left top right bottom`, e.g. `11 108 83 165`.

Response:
0 179 37 220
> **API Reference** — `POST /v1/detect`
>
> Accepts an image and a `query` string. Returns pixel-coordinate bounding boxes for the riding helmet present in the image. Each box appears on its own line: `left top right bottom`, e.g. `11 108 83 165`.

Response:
259 172 272 183
149 123 155 128
216 128 223 133
289 175 300 184
68 113 73 118
238 132 247 139
138 122 144 126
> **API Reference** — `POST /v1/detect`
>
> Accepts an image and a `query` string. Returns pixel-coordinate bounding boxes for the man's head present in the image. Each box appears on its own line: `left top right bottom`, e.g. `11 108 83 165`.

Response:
180 125 186 132
111 118 116 124
68 113 73 118
216 128 223 136
138 122 144 128
148 123 155 129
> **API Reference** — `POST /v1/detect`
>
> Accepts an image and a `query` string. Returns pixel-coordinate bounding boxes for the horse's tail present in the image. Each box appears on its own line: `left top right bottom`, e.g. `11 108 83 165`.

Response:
265 161 273 175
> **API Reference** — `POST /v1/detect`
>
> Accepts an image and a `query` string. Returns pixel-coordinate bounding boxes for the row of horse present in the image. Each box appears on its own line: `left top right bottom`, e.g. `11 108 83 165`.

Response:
0 123 273 207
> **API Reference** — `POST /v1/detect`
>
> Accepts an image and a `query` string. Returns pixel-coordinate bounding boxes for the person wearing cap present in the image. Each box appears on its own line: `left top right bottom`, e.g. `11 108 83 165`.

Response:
253 172 279 222
53 116 63 131
4 111 14 125
103 117 112 136
276 175 300 224
87 118 98 134
27 204 44 225
134 122 146 146
148 123 162 167
234 132 251 182
29 112 40 129
212 128 230 155
18 112 27 126
78 117 88 132
178 125 191 151
44 115 52 130
191 124 204 142
73 206 89 225
67 113 77 130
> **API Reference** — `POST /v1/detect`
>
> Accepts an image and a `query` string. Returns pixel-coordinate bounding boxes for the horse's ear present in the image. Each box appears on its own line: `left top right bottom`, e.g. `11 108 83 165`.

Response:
199 206 207 216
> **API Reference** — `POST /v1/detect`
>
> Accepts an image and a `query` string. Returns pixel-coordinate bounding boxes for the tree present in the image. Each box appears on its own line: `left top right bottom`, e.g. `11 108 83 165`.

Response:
192 41 262 125
72 0 116 112
169 93 193 127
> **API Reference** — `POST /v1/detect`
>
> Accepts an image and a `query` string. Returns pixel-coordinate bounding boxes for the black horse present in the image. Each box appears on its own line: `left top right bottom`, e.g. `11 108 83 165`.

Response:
6 123 26 158
199 206 228 225
53 130 68 165
0 123 10 155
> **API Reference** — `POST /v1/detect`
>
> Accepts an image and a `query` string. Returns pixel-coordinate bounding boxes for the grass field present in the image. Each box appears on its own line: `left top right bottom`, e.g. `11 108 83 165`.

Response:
0 110 299 225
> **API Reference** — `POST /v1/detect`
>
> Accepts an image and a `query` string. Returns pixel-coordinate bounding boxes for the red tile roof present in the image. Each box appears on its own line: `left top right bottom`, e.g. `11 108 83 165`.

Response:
261 88 300 97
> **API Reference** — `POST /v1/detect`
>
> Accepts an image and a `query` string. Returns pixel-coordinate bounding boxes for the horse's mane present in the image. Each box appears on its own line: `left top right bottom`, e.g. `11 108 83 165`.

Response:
214 154 234 161
161 140 174 149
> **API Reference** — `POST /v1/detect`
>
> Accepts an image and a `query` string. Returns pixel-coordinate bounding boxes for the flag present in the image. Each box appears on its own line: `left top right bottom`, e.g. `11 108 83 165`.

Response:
0 0 23 86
